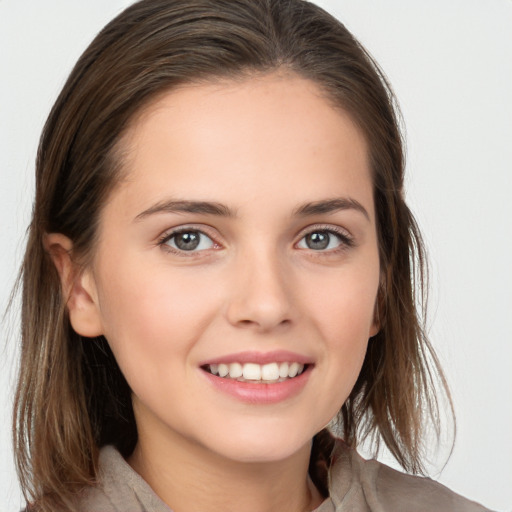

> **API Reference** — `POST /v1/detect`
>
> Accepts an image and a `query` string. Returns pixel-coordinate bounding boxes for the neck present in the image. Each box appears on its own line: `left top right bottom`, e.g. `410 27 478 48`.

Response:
128 427 324 512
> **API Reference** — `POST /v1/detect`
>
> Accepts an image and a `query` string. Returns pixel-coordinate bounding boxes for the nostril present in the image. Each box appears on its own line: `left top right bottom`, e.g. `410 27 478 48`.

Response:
235 317 292 330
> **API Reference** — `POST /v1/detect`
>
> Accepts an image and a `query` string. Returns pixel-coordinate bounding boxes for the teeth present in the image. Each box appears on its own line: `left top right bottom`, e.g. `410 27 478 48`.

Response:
207 362 307 382
261 362 279 381
228 362 243 378
218 364 229 377
242 363 261 380
288 362 300 378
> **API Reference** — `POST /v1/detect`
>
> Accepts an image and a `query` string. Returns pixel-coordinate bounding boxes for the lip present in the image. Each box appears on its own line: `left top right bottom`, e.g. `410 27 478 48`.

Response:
199 350 313 366
201 363 313 404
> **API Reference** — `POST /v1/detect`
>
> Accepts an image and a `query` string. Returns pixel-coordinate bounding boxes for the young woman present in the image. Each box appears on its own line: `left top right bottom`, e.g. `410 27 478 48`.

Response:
11 1 495 511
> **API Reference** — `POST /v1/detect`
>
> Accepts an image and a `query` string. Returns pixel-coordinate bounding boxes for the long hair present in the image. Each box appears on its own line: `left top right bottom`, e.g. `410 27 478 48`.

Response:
13 1 452 510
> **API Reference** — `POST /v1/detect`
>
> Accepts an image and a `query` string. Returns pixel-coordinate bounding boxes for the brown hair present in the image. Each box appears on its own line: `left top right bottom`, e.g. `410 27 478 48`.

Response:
13 0 452 510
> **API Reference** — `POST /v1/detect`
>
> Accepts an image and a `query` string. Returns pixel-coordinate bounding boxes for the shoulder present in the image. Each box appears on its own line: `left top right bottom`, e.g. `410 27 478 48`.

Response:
327 441 494 512
370 460 492 512
74 446 171 512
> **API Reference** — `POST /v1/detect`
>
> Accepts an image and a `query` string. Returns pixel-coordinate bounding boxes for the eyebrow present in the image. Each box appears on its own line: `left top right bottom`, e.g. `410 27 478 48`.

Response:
135 200 236 221
135 197 370 222
293 198 370 221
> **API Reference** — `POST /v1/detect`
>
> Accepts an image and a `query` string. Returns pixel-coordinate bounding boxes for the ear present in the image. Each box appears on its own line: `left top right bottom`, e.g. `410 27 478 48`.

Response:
44 233 104 338
369 277 386 337
369 306 380 337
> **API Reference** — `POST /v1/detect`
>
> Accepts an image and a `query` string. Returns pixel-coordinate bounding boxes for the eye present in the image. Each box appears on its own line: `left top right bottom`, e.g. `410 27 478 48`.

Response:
296 229 352 251
161 229 215 252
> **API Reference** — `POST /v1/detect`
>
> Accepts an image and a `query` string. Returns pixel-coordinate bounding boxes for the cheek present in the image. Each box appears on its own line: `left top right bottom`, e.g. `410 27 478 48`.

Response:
303 263 379 338
94 261 220 375
300 261 379 400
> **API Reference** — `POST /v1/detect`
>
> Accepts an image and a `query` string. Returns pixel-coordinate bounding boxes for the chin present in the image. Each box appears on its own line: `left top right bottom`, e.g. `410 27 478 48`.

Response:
216 442 309 464
199 421 317 464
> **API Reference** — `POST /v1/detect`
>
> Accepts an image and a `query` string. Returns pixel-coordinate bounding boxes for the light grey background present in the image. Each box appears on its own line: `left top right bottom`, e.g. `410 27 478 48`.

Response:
1 1 511 511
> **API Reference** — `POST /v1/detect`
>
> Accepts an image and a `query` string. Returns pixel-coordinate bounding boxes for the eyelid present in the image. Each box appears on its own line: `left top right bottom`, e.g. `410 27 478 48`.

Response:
157 224 223 255
295 224 355 250
156 223 354 256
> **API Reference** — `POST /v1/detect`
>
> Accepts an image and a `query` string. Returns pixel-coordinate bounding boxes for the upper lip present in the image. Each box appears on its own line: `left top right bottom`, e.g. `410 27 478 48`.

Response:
199 350 314 366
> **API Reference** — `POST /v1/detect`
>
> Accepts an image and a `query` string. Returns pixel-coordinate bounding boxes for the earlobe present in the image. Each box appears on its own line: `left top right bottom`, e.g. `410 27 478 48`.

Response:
369 280 386 338
45 233 104 338
369 307 380 337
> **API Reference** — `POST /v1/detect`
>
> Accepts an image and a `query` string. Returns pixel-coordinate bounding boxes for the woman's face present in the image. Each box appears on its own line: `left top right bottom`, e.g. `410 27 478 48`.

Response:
80 72 380 463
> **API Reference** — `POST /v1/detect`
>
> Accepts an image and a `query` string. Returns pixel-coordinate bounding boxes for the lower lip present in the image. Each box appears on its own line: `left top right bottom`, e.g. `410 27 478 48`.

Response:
202 366 312 404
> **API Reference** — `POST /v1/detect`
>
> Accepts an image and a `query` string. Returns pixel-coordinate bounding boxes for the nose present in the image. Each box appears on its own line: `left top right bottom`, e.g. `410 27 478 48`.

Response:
225 248 294 333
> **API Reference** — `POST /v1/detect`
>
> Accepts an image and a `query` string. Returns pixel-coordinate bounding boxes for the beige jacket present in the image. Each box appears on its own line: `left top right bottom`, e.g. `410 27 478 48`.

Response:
76 443 493 512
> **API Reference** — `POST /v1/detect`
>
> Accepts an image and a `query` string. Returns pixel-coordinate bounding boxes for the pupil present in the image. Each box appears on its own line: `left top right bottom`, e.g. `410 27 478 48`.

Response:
175 232 200 250
307 232 329 250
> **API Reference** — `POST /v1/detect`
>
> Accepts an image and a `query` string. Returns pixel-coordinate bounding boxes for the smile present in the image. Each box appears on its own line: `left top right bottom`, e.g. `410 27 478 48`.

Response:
199 351 313 403
204 362 307 382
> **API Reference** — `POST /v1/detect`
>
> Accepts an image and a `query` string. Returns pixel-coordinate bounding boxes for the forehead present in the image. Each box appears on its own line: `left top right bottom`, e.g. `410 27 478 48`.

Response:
111 72 373 220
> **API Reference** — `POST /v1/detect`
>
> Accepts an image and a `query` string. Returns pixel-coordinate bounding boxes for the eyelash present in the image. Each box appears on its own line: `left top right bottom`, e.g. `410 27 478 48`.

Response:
296 225 355 254
158 226 219 256
157 225 354 256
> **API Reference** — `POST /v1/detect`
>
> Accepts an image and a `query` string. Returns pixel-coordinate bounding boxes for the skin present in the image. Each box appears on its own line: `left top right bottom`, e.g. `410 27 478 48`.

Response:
48 72 380 512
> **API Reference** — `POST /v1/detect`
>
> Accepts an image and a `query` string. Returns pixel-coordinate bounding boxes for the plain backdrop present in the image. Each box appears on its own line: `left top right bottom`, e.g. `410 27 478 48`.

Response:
1 1 511 511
